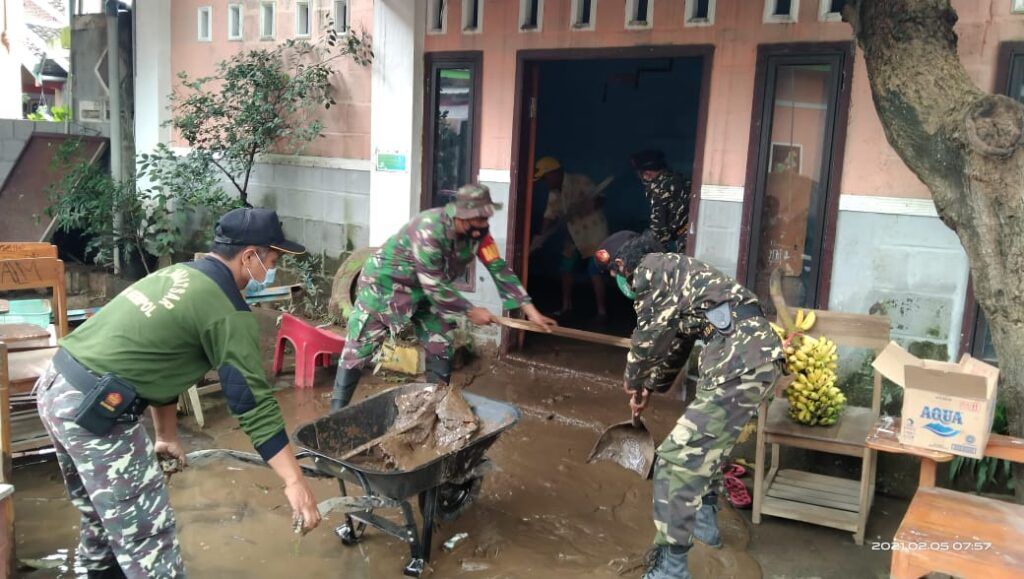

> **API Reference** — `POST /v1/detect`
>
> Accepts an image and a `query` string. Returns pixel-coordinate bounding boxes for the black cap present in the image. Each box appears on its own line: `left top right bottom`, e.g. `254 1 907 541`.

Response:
213 208 305 255
631 149 667 171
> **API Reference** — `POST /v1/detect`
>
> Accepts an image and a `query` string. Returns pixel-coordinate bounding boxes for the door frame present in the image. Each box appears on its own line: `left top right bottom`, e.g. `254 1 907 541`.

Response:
736 42 854 310
504 44 715 350
421 51 484 211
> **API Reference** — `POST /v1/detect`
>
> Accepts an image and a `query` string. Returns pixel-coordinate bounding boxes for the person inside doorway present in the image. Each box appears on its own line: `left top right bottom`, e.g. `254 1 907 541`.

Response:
631 149 692 252
531 156 611 324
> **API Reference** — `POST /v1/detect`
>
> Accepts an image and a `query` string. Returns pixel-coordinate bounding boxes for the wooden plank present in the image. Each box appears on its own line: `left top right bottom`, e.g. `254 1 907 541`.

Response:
0 486 12 579
783 309 891 353
497 316 632 348
760 494 861 532
774 469 861 498
763 399 873 450
984 434 1024 463
767 479 861 511
0 344 10 485
7 348 56 385
896 487 1024 578
0 324 50 345
10 436 52 454
0 242 57 259
865 418 956 462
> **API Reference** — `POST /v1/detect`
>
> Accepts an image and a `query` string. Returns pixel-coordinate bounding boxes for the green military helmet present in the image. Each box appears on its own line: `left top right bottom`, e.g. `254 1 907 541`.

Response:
452 183 504 219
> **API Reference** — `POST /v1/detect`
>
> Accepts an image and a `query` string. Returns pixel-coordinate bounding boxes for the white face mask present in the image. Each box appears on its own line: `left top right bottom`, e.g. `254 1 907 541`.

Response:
244 252 276 294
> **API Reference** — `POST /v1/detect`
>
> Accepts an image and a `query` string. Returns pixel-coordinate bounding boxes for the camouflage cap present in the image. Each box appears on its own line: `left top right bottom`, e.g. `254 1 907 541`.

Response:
452 183 503 219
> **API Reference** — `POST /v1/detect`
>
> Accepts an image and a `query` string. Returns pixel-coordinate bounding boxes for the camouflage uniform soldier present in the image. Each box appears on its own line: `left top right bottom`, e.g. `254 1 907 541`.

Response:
331 184 556 410
36 208 323 578
631 150 692 252
595 231 784 579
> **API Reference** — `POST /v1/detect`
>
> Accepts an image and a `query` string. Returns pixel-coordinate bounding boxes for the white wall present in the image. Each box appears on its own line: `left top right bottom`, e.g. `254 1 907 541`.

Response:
133 0 171 165
368 0 426 245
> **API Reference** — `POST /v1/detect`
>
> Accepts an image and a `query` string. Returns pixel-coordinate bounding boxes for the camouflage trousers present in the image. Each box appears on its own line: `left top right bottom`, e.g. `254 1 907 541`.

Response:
652 362 780 547
340 286 456 370
36 366 185 577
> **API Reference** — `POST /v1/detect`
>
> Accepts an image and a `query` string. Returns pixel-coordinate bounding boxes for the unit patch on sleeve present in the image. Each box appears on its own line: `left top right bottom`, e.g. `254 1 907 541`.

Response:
477 235 501 265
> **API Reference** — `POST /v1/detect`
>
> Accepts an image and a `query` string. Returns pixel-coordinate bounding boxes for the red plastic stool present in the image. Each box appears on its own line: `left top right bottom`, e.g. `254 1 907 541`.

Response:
272 313 345 388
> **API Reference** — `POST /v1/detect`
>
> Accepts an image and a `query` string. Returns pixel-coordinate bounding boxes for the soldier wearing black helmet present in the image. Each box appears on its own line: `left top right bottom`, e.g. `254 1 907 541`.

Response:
630 150 692 252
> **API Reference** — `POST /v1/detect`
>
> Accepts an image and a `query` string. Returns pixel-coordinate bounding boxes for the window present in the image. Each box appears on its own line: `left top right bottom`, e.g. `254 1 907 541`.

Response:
764 0 799 23
463 0 482 32
742 49 850 310
260 1 276 39
626 0 652 29
685 0 715 27
520 0 542 31
1014 0 1024 14
423 53 483 292
333 1 349 33
570 0 595 29
197 6 212 42
819 0 845 22
228 4 243 40
295 0 311 37
428 0 447 34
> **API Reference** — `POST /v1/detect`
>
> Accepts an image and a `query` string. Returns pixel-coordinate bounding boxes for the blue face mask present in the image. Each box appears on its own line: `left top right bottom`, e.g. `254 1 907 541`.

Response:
615 273 636 300
244 252 276 295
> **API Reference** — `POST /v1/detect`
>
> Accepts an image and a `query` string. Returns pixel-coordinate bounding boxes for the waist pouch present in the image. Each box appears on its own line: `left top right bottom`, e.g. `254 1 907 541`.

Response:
700 302 765 341
54 349 148 436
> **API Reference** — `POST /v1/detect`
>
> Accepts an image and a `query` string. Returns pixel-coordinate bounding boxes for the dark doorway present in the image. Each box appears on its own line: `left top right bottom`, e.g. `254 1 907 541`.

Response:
506 47 712 367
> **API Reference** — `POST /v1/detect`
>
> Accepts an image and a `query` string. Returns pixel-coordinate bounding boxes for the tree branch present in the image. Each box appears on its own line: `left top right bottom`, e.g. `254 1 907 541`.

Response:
208 155 246 200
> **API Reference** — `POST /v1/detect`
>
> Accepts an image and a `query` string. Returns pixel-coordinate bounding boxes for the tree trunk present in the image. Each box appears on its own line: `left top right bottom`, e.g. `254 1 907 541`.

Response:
846 0 1024 501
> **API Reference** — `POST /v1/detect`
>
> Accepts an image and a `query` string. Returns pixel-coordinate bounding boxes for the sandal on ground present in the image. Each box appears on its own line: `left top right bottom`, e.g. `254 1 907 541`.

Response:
723 474 752 509
722 462 747 478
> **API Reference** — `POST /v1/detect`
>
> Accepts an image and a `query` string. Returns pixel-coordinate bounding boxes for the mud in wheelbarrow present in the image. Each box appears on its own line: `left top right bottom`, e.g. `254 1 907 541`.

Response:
292 383 521 577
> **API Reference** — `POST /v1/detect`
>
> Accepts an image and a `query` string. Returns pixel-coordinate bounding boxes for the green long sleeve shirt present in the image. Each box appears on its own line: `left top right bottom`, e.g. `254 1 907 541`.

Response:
60 258 289 460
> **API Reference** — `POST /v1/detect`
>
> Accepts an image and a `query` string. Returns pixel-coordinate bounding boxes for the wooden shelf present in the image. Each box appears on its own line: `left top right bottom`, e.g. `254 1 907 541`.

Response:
763 399 874 457
760 469 871 533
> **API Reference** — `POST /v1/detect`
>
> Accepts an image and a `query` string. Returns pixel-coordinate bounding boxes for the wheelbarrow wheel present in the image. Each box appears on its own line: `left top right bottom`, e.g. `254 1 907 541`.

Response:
420 476 483 523
335 522 361 545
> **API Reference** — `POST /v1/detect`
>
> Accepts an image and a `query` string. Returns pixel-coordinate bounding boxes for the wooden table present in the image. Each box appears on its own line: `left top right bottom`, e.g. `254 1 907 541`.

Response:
864 417 954 486
0 323 52 350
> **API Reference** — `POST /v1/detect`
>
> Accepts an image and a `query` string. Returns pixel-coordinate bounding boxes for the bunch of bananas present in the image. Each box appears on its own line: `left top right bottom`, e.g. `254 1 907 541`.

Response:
770 309 847 426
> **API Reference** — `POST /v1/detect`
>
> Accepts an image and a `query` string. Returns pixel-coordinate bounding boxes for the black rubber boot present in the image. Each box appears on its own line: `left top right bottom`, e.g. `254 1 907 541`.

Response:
424 355 452 385
642 545 691 579
331 366 363 411
693 491 722 548
87 565 127 579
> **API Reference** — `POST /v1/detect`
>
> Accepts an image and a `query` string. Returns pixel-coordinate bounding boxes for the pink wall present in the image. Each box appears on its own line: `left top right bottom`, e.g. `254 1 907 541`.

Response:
425 0 1024 200
170 0 373 159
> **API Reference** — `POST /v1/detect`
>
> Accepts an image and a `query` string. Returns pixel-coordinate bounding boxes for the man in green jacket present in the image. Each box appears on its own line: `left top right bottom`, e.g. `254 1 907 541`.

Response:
36 208 321 578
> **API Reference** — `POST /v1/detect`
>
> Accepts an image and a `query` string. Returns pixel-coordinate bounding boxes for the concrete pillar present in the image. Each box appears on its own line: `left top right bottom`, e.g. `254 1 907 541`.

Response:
132 0 171 163
368 0 425 245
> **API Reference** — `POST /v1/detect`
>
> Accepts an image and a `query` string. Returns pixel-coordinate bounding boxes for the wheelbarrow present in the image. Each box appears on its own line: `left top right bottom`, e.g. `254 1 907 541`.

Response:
293 383 521 577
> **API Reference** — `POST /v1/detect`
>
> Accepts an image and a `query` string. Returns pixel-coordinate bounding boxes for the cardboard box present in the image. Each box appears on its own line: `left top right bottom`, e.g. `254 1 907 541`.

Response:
872 341 999 459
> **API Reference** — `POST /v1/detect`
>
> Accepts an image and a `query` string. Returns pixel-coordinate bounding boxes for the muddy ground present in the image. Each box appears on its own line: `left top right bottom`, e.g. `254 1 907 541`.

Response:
12 314 903 578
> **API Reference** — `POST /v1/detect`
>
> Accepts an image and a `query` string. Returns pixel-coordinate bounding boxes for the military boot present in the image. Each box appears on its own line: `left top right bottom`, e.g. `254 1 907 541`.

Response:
330 367 363 411
87 565 127 579
424 355 452 385
693 491 722 548
642 545 691 579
